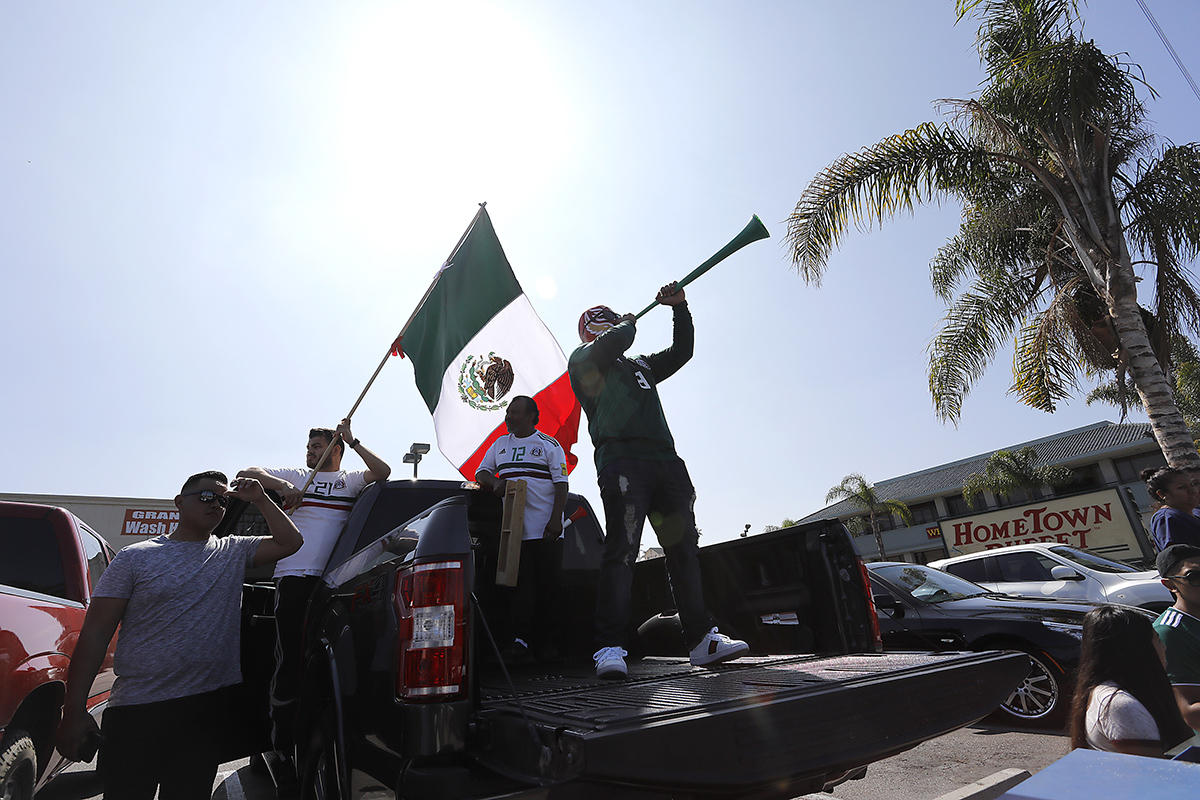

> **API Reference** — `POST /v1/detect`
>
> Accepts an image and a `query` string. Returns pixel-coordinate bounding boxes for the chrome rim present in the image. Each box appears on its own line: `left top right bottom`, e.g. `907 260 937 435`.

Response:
1002 653 1059 719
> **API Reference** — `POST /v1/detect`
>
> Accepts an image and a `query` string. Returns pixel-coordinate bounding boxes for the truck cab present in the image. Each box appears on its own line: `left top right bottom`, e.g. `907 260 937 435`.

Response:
0 501 118 796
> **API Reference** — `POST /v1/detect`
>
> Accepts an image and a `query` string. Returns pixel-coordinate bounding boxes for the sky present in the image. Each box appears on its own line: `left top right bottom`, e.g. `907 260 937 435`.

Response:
3 1 1198 545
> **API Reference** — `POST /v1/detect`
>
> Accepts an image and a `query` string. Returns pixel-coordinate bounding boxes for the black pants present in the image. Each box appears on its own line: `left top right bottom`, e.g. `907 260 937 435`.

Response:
99 687 229 800
271 574 321 748
509 536 563 649
594 457 714 648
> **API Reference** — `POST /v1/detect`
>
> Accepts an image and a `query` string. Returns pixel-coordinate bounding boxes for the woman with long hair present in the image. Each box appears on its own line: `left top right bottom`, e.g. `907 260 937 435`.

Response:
1068 605 1193 755
1142 467 1200 551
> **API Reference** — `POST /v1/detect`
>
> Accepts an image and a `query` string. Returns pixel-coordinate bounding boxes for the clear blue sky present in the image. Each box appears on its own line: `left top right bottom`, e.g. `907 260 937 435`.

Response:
3 1 1197 544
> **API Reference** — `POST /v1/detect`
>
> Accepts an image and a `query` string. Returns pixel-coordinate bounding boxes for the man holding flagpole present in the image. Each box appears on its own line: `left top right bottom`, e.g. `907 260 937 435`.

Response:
569 282 748 680
238 419 391 749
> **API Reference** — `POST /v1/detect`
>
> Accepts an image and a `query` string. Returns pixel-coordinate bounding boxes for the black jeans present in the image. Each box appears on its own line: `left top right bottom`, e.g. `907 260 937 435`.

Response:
594 457 713 648
271 574 321 748
509 536 563 649
99 687 229 800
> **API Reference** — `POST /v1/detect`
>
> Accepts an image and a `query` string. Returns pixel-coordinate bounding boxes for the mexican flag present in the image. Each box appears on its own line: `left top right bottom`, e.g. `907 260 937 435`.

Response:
394 206 580 479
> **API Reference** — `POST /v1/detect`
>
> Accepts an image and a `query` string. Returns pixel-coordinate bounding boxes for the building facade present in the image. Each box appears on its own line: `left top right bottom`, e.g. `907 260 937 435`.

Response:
797 422 1167 565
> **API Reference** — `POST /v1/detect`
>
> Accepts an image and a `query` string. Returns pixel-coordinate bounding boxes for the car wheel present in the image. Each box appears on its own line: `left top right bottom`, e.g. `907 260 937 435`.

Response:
0 730 37 800
999 650 1062 723
299 705 346 800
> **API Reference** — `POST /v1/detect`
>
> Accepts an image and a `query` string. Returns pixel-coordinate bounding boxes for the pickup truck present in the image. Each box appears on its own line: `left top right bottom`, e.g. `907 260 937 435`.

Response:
0 500 117 797
219 480 1028 800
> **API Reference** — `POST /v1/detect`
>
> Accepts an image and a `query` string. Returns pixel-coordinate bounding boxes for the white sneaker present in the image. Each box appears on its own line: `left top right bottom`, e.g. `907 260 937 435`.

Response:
689 627 749 666
594 646 629 679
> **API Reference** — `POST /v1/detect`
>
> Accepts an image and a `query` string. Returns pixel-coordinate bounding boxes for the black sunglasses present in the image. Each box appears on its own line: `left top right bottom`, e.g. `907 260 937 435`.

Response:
181 489 229 508
1166 571 1200 587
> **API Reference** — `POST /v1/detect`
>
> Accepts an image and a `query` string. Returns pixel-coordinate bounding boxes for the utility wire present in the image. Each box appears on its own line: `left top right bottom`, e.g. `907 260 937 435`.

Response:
1134 0 1200 106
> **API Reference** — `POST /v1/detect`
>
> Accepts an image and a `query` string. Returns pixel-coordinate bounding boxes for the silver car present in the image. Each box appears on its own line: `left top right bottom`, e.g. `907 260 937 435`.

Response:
929 543 1172 612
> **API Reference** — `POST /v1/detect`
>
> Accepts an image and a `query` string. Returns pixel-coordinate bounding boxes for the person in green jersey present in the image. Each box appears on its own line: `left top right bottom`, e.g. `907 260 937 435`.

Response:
569 281 748 680
1153 543 1200 731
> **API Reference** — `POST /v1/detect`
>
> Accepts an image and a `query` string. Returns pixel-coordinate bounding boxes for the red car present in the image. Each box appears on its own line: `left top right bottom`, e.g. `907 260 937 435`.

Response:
1 501 117 796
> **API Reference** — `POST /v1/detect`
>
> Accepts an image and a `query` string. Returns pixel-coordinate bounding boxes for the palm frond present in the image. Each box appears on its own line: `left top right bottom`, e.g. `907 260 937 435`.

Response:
787 123 993 285
1123 145 1200 260
882 499 914 527
961 446 1073 507
825 473 870 505
1009 305 1082 413
930 187 1060 302
1176 361 1200 422
928 268 1040 421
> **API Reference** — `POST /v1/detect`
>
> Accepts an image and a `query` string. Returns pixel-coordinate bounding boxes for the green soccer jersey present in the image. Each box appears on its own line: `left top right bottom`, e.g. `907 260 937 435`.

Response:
1154 607 1200 688
567 304 694 471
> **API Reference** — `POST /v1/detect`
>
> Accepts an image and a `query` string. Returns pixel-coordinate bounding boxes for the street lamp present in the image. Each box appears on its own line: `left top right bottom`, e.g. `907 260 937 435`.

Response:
741 524 751 538
403 443 431 479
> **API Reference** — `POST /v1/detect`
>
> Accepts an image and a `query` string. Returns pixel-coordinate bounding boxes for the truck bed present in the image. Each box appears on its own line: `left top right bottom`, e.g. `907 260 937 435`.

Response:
473 651 1027 796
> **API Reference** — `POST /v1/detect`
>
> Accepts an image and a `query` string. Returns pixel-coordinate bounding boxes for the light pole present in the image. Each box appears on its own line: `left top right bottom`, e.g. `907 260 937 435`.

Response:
741 524 751 538
403 443 430 479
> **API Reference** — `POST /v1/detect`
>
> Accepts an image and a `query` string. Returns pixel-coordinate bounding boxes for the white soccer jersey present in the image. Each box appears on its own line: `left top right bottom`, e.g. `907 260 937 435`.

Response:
477 432 568 541
265 467 368 577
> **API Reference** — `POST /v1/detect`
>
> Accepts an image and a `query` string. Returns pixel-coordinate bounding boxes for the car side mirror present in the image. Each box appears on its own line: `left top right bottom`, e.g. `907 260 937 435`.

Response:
1050 565 1085 581
873 592 903 617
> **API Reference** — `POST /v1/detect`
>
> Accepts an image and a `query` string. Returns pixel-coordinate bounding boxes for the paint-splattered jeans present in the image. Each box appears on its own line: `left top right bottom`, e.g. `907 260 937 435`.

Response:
594 457 714 649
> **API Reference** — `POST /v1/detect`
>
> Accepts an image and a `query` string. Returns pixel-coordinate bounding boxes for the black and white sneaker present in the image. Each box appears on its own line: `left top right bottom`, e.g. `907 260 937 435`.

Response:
689 627 749 666
593 646 629 679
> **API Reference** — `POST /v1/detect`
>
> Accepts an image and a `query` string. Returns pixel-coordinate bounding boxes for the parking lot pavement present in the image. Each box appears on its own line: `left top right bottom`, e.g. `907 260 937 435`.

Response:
799 722 1070 800
42 723 1068 800
38 757 267 800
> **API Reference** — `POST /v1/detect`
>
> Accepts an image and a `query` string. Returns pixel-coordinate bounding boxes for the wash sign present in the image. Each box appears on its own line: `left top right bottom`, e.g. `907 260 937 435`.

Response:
122 508 180 536
937 488 1141 560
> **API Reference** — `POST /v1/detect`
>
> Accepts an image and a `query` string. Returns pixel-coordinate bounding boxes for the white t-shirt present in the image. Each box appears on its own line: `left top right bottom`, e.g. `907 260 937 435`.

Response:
266 467 368 578
477 431 568 541
1085 681 1161 751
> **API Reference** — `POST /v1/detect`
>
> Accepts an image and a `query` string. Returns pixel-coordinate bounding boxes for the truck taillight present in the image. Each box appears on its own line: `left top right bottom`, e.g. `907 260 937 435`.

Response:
395 560 467 700
856 559 883 653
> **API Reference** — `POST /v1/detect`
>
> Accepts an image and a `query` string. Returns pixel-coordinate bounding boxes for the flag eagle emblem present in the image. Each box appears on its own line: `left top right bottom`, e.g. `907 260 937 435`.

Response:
458 352 515 410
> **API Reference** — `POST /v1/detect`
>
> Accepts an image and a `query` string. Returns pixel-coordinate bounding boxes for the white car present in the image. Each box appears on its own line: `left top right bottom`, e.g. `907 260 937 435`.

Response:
929 543 1173 612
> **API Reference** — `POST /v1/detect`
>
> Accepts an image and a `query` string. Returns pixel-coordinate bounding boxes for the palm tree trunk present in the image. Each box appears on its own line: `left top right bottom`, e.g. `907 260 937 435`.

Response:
1107 262 1200 467
871 515 888 561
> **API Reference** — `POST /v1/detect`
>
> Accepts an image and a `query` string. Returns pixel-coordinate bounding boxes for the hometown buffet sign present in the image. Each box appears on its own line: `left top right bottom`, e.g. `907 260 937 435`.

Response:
937 488 1139 559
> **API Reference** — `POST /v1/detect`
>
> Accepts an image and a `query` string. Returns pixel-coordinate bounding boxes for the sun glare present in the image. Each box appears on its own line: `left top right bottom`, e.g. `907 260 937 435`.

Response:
333 4 574 250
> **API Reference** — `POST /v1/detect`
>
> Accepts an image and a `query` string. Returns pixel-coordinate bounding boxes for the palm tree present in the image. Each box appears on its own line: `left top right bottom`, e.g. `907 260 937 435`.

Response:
1088 335 1200 441
826 474 913 561
786 0 1200 468
961 447 1073 509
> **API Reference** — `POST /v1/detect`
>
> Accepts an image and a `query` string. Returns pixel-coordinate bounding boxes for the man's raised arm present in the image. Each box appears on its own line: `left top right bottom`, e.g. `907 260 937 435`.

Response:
226 478 304 566
237 467 302 509
644 283 694 382
336 419 391 483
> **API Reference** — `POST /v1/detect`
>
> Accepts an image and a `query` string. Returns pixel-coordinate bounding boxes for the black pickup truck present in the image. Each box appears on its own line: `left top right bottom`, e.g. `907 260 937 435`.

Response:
219 479 1026 800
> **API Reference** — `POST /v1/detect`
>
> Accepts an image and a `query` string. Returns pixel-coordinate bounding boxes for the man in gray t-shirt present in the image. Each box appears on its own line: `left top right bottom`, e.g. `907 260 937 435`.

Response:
57 471 302 800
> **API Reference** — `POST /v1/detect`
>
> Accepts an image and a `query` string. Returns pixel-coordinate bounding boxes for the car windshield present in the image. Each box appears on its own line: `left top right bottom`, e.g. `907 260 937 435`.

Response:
872 564 987 604
1047 545 1140 574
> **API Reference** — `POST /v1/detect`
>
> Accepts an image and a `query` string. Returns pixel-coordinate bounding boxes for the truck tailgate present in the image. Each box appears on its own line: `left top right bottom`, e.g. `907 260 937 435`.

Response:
473 651 1027 793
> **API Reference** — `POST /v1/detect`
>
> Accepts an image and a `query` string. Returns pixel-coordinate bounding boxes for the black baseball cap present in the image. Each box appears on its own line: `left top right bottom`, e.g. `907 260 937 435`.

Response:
1156 544 1200 578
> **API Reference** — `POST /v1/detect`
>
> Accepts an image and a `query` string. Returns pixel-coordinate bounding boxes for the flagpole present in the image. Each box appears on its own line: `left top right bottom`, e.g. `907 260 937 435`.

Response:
288 203 490 505
395 202 489 344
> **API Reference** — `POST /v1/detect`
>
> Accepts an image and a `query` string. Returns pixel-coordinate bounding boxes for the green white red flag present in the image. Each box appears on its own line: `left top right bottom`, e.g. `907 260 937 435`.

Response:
393 207 580 479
